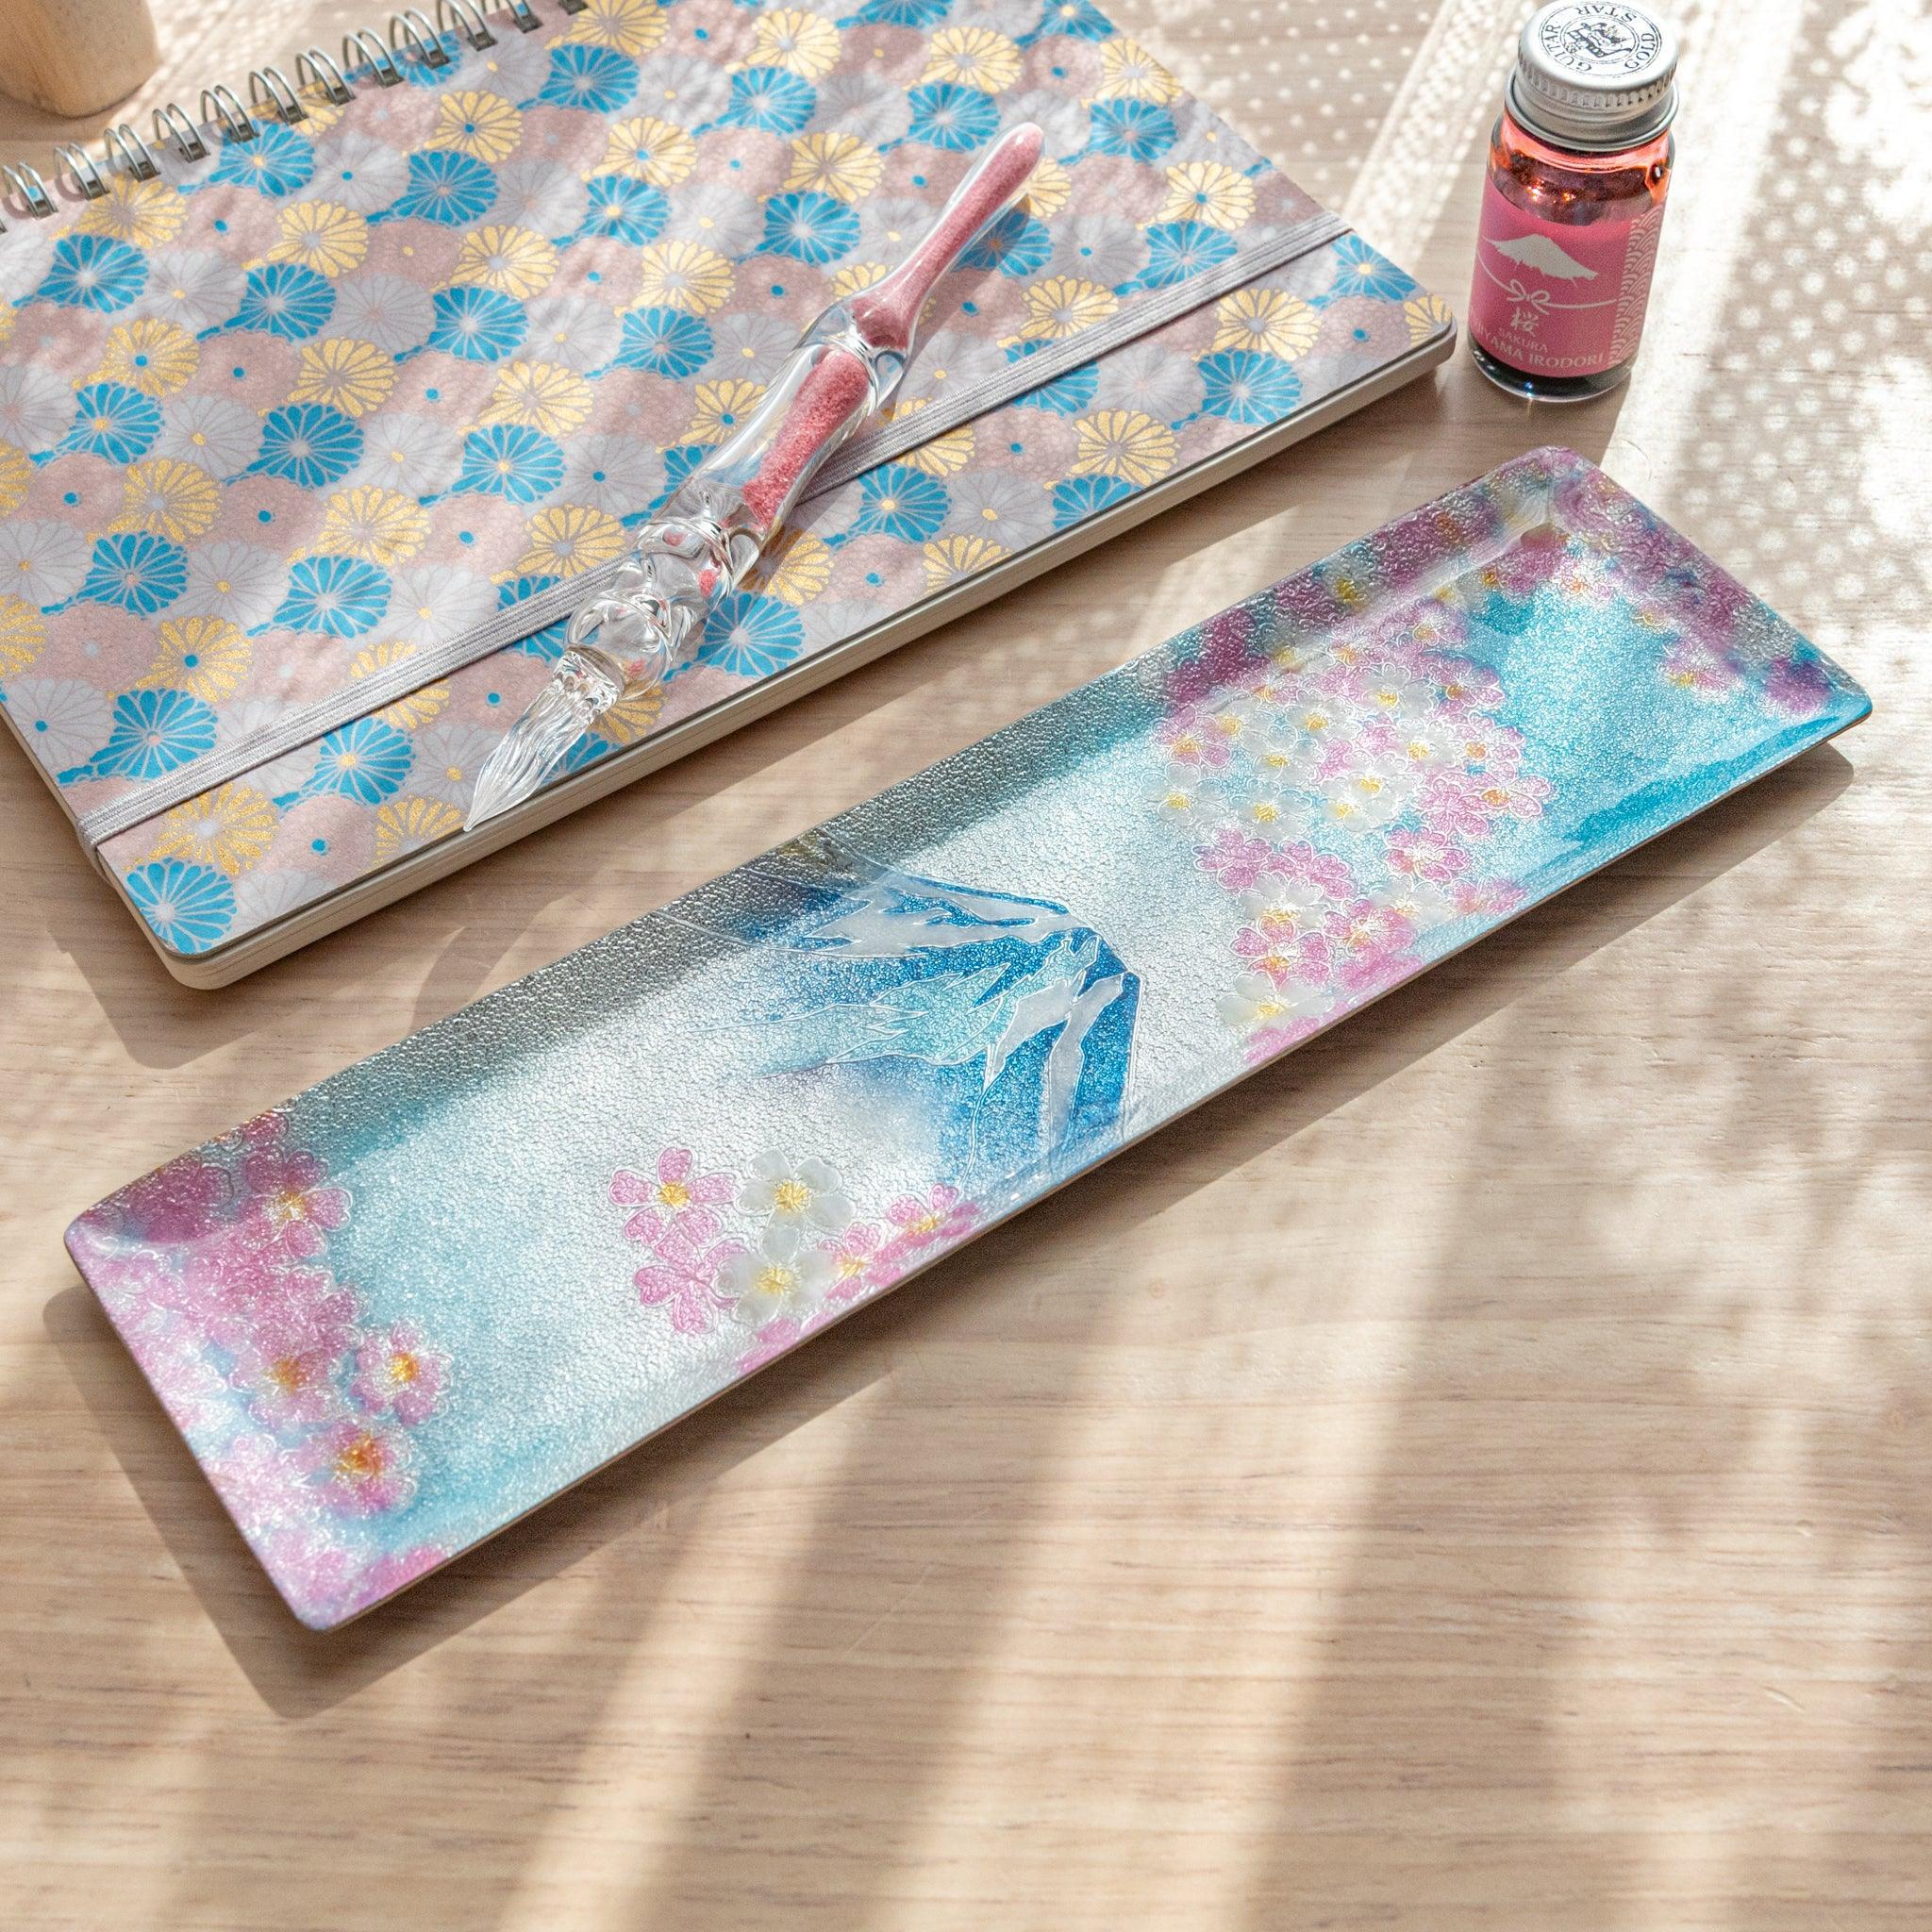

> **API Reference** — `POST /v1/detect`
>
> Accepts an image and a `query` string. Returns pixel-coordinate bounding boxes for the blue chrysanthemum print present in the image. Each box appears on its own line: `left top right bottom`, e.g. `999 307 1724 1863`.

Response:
722 67 816 135
963 209 1052 277
73 687 217 781
616 308 712 379
1330 234 1417 301
234 262 336 340
252 403 362 490
1012 355 1099 415
61 381 162 464
275 554 391 639
760 191 860 265
78 532 188 615
500 575 567 659
698 591 805 678
1141 220 1238 289
210 122 314 198
858 0 950 25
538 43 639 115
661 444 708 493
906 81 1001 151
1038 0 1114 38
125 859 235 956
455 424 566 502
429 285 527 362
306 716 413 804
37 233 146 313
1051 474 1133 528
854 463 949 541
583 175 670 244
393 149 498 227
1089 99 1177 162
1197 349 1301 425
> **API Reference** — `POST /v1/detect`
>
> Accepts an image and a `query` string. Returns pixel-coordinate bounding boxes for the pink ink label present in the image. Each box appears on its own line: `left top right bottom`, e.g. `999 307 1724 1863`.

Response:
1468 176 1665 376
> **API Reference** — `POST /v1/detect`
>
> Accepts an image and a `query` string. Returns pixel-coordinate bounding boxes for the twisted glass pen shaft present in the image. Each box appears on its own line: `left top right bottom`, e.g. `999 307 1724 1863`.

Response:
465 123 1045 831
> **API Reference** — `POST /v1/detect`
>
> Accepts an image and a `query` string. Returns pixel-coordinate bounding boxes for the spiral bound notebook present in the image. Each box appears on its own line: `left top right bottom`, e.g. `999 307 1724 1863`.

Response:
0 0 1451 985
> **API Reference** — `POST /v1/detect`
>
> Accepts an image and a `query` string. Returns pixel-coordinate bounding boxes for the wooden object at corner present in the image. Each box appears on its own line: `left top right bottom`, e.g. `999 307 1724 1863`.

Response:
0 0 159 120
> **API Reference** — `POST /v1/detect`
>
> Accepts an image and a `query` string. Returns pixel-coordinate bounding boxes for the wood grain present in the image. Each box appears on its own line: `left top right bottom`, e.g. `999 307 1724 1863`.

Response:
3 2 1929 1926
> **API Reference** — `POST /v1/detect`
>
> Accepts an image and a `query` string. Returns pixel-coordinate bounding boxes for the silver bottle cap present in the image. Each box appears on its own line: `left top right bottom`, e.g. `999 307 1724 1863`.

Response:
1507 2 1679 152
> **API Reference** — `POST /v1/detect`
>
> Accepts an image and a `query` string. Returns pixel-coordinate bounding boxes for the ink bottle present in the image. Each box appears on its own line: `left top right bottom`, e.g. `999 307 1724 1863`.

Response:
1468 2 1679 402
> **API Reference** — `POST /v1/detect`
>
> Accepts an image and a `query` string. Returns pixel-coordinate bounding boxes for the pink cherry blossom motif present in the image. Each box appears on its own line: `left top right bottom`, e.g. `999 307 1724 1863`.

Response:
636 1218 746 1335
259 1526 358 1623
1659 636 1743 700
1419 654 1506 714
820 1221 885 1305
1157 708 1231 773
1167 600 1264 708
1242 1011 1326 1066
1195 826 1275 893
609 1146 735 1246
1232 924 1304 987
1274 839 1357 900
1323 897 1418 992
1388 826 1470 884
226 1278 359 1428
350 1322 449 1427
208 1429 312 1532
301 1419 416 1516
735 1316 806 1375
238 1140 351 1260
123 1319 231 1434
1415 770 1495 841
338 1543 448 1620
881 1183 978 1263
1471 769 1555 823
120 1157 228 1245
1763 652 1831 718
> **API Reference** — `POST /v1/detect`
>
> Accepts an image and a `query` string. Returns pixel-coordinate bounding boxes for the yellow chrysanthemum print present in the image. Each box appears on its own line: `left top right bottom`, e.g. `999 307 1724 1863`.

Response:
348 642 450 730
427 90 525 166
138 615 251 704
601 116 697 189
921 25 1023 93
375 794 463 860
76 175 186 250
633 240 734 315
593 683 665 746
451 225 558 302
785 132 883 205
748 528 832 606
0 305 11 350
288 337 396 418
1157 161 1255 233
268 200 369 278
1212 287 1319 358
560 0 668 58
110 458 221 545
1403 290 1456 344
0 594 44 675
1097 36 1184 104
923 533 1008 590
95 317 199 399
0 443 30 518
1019 155 1071 221
1019 276 1119 341
749 9 842 80
315 487 431 567
150 783 276 878
1072 409 1176 488
514 504 626 579
481 359 595 439
830 260 890 299
683 377 766 446
879 398 974 477
293 78 347 135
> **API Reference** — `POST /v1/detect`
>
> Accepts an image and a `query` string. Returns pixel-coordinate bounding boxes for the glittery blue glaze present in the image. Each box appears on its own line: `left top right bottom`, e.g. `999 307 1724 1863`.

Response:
67 451 1869 1629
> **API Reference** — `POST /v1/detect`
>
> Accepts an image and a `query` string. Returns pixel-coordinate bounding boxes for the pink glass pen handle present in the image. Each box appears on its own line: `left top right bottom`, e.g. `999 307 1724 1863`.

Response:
464 124 1044 831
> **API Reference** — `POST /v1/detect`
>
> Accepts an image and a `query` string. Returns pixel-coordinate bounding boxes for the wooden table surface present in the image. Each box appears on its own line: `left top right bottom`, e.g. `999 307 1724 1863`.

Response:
4 2 1927 1925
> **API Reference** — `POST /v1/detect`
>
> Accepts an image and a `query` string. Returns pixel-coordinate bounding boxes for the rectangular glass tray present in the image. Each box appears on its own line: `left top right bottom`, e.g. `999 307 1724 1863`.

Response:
66 448 1870 1628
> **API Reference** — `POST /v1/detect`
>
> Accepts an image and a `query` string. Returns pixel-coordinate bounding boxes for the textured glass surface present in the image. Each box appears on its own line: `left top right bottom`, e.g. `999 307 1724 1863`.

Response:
66 448 1869 1627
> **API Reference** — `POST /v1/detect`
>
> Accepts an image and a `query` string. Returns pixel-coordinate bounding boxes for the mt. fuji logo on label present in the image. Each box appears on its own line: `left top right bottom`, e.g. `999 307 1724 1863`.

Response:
1488 232 1599 280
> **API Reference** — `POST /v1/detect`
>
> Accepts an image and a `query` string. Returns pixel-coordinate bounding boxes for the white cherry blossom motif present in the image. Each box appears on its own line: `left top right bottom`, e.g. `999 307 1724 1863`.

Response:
1374 875 1456 928
137 250 245 335
1315 755 1413 829
0 364 78 454
176 541 286 629
523 295 623 374
2 676 112 773
1240 879 1328 944
0 520 92 608
720 1222 835 1328
739 1151 853 1234
1216 973 1329 1034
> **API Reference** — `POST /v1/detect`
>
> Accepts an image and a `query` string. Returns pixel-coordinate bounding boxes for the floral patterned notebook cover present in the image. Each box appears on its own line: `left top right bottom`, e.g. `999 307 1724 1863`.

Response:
0 0 1447 971
67 448 1868 1627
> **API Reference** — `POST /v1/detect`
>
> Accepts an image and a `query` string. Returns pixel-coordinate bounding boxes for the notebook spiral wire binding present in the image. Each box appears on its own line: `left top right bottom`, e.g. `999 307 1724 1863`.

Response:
0 0 581 229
